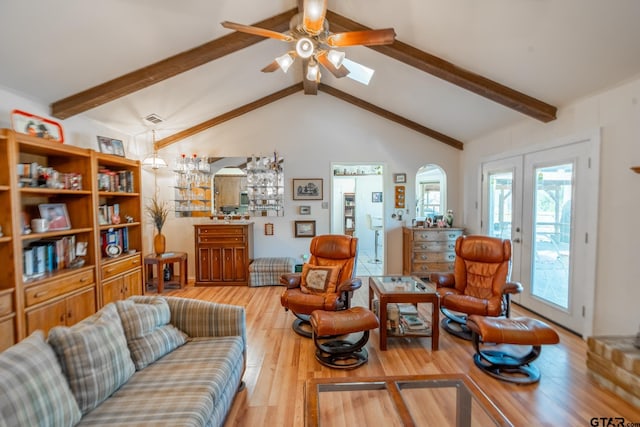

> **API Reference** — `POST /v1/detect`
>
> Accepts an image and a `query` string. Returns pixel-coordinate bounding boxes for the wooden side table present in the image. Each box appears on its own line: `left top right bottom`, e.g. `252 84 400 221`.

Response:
144 252 188 294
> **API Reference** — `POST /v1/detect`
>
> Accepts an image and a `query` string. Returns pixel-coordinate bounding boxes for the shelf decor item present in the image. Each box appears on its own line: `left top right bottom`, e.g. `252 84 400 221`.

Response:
146 195 170 255
11 109 64 143
97 136 125 157
38 203 71 231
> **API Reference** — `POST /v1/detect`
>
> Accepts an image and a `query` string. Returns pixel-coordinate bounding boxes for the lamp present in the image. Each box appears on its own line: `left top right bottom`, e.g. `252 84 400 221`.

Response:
275 52 294 73
142 130 167 170
296 37 315 59
306 61 320 82
327 50 345 68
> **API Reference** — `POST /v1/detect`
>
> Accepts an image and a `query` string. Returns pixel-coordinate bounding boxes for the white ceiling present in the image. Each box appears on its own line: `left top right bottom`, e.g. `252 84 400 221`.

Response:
1 0 640 145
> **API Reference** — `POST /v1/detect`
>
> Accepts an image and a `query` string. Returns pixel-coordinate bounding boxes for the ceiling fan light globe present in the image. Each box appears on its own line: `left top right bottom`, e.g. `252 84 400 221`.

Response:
275 53 294 73
306 62 320 81
296 38 315 59
327 50 345 68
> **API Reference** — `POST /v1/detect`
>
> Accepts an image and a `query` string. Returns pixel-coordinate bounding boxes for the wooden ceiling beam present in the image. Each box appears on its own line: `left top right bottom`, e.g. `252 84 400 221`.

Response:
50 8 298 119
326 11 557 123
154 83 303 150
318 84 464 150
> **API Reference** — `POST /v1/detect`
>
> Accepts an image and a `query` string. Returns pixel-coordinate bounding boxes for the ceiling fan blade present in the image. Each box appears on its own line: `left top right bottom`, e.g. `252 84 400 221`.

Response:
342 58 375 86
302 0 327 35
316 51 350 78
221 21 293 42
261 60 280 73
327 29 396 47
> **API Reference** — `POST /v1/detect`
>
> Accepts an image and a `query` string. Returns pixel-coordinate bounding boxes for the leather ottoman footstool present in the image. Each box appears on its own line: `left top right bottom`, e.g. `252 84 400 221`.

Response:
467 315 560 384
310 307 379 369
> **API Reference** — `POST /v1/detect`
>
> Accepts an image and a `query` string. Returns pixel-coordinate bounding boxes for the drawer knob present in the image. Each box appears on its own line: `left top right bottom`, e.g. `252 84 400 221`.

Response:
80 277 88 282
106 268 114 273
34 291 48 298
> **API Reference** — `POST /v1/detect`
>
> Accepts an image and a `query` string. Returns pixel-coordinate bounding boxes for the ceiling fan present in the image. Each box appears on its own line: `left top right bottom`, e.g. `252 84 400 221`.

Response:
221 0 396 94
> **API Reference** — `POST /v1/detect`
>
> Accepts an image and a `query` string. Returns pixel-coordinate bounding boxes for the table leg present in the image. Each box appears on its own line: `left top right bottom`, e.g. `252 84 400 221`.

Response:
379 296 388 351
432 297 439 351
183 256 188 288
157 261 165 294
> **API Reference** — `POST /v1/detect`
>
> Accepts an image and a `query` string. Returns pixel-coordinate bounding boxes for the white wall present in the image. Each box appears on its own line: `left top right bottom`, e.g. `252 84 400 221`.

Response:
150 93 461 276
462 76 640 336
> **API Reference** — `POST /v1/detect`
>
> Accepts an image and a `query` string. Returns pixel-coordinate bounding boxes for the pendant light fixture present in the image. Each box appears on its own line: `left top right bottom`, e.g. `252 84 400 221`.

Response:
142 130 167 170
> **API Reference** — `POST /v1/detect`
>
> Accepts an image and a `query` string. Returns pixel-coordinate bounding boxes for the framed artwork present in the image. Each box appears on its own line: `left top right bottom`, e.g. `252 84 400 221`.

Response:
372 192 383 203
264 223 274 236
293 178 323 200
295 220 316 238
97 136 125 157
11 109 64 143
38 203 71 231
299 205 311 215
393 173 407 184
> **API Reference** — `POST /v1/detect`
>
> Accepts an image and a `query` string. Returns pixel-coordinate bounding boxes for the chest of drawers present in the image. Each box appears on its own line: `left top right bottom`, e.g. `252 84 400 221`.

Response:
402 227 464 277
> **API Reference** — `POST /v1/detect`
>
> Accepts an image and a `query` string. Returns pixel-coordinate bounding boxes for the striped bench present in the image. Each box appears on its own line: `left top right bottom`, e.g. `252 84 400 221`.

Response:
249 257 296 287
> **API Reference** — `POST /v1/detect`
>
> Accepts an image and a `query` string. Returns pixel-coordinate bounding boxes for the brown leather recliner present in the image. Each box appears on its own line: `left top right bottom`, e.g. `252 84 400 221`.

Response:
430 235 523 340
280 234 361 337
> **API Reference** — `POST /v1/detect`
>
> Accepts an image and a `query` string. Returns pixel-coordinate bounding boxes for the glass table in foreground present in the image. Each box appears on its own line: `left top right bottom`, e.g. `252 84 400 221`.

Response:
368 275 439 350
305 374 513 427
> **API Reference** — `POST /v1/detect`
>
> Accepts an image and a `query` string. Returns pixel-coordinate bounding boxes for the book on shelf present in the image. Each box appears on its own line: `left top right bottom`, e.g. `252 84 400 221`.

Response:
400 314 431 332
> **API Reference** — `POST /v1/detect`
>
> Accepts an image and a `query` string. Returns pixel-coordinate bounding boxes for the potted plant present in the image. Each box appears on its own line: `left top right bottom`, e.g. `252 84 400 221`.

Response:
146 195 170 255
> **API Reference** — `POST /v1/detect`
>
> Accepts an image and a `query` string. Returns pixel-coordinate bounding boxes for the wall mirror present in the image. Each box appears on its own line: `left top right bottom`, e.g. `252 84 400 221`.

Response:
415 164 446 219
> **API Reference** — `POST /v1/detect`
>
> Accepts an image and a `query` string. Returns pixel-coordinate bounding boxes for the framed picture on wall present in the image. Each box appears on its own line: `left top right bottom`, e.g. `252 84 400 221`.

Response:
299 205 311 215
293 178 323 200
372 192 383 203
295 220 316 237
393 173 406 184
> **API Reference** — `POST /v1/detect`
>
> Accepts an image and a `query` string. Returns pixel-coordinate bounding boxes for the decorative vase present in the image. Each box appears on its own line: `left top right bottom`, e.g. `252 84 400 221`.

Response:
153 233 166 255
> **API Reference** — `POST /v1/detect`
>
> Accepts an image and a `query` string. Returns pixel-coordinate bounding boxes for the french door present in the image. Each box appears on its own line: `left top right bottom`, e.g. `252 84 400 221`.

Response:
482 139 599 336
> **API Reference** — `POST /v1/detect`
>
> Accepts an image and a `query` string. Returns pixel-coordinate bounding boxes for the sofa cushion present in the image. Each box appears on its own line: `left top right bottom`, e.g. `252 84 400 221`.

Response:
0 330 82 427
300 264 340 294
116 296 187 370
78 336 245 427
48 303 135 415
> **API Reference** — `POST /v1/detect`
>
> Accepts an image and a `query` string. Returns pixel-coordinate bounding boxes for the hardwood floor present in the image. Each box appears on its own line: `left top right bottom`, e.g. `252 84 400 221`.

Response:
164 282 640 426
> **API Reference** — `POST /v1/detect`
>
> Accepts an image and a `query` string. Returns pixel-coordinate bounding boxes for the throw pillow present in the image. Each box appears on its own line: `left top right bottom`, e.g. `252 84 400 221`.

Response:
48 303 135 415
300 264 341 294
116 297 187 370
0 331 81 427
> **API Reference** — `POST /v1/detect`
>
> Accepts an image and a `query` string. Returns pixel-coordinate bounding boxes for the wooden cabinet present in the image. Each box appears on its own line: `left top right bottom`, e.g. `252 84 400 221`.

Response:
343 193 355 236
101 254 143 305
0 289 15 351
25 286 95 336
0 128 143 344
93 152 143 307
0 131 18 347
402 227 464 277
194 223 253 286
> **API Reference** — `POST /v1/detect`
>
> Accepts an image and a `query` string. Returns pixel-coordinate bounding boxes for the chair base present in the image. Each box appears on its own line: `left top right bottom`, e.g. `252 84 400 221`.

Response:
472 348 542 384
292 316 313 338
441 316 473 341
314 331 371 369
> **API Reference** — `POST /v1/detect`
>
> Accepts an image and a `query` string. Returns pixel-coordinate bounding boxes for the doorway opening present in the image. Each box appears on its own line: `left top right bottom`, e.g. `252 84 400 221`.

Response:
331 163 384 276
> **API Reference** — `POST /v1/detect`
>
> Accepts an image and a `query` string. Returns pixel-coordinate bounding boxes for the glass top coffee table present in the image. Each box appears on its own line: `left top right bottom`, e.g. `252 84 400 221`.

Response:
305 374 513 427
368 276 439 350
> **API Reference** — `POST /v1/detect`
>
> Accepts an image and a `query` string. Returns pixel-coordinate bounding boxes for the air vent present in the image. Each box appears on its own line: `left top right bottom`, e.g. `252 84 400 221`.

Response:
144 113 164 125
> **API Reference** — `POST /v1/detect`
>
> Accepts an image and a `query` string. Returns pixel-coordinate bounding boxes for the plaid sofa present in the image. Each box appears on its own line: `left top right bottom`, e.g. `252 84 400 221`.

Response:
0 296 246 427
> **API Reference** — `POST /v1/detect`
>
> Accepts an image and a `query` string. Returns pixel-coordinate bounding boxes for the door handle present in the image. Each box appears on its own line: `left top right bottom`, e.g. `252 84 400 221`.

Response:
513 238 521 243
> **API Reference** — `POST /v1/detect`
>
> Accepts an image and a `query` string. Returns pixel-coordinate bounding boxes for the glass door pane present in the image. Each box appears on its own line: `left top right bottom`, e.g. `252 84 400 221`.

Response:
531 164 573 309
488 171 513 239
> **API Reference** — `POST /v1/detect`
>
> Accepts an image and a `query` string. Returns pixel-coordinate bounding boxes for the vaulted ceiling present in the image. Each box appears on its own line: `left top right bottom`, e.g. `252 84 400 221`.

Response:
1 1 640 151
